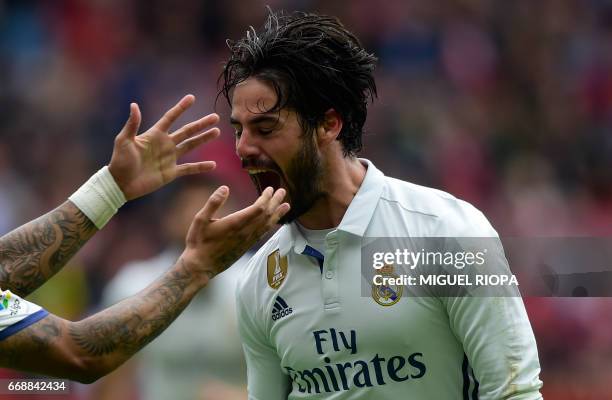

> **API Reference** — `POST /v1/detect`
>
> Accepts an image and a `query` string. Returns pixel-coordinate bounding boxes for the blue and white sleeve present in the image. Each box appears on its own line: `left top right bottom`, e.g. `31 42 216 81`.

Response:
0 289 48 341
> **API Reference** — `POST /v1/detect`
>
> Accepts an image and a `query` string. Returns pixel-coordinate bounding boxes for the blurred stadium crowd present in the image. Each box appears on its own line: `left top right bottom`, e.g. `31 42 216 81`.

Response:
1 0 611 399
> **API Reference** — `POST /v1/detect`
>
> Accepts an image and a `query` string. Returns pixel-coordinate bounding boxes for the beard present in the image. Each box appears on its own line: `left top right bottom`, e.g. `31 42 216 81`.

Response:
244 137 325 224
279 137 325 224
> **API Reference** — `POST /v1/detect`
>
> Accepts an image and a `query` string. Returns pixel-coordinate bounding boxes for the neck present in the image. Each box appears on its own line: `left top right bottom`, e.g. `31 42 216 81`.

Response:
297 156 366 230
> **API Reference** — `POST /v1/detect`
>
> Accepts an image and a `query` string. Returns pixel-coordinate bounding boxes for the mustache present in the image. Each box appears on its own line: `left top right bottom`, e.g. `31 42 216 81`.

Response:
241 158 281 173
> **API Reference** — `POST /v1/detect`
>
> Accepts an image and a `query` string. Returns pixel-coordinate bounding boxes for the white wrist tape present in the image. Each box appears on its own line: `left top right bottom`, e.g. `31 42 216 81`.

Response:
68 166 126 229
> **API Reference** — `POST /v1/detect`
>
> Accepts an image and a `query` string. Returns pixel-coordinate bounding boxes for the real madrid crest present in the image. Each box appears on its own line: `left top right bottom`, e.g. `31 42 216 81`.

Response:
267 250 288 289
372 264 403 306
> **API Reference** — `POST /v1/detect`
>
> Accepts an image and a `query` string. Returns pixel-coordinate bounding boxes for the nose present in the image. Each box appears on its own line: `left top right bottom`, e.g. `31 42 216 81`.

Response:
236 129 260 159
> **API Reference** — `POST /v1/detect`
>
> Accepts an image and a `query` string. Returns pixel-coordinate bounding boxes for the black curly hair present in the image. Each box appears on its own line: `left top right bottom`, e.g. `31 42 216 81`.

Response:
219 9 378 156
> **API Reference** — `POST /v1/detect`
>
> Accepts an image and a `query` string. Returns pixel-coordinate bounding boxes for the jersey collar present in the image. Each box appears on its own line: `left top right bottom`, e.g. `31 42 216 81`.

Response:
279 158 385 256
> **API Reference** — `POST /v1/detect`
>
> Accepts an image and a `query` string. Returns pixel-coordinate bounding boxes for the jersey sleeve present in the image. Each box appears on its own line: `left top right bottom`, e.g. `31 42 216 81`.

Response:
443 296 543 399
0 289 48 341
440 204 543 399
235 275 290 400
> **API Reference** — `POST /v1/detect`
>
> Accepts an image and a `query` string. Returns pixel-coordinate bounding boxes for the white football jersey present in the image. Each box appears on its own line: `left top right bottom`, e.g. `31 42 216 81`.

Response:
0 289 48 341
236 159 542 399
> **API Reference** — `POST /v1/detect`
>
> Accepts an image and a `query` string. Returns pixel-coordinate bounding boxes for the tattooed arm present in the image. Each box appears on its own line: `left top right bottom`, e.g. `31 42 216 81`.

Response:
0 186 289 383
0 95 220 297
0 202 97 297
0 258 205 383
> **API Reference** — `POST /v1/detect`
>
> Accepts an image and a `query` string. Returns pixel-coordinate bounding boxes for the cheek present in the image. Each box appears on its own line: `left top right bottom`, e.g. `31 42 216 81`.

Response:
266 119 308 174
268 138 301 169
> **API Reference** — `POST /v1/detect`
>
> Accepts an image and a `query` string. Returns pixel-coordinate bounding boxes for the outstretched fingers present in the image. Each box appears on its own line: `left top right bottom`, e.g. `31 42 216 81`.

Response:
176 128 220 157
193 186 230 225
224 187 273 226
155 94 195 132
116 103 142 141
171 113 220 145
176 161 217 177
224 187 289 229
194 186 230 225
185 186 229 247
269 189 290 224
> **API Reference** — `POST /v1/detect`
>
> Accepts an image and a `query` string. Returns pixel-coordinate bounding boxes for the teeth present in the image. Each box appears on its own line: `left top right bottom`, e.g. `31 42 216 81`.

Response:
248 169 269 175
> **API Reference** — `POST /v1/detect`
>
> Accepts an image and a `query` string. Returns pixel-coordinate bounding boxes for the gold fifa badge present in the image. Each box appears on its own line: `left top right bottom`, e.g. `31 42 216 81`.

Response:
267 250 288 289
372 264 403 306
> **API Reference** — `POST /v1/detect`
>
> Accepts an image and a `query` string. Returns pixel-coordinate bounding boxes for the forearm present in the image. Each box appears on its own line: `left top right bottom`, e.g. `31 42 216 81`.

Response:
0 201 97 297
0 258 209 383
68 257 209 380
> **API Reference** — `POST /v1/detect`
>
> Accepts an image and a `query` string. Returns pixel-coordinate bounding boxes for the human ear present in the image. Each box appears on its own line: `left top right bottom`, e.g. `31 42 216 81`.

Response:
316 109 343 147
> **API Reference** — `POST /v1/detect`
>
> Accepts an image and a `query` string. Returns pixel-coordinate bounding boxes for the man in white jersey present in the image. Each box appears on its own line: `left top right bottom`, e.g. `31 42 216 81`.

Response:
0 95 289 382
221 10 543 399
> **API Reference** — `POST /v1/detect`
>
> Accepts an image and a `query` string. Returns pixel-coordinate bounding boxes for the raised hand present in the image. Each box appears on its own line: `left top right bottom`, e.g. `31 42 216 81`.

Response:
109 95 220 200
180 186 290 281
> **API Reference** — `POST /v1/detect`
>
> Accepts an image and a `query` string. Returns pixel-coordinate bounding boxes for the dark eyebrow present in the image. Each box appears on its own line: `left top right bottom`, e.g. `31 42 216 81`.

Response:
230 114 279 126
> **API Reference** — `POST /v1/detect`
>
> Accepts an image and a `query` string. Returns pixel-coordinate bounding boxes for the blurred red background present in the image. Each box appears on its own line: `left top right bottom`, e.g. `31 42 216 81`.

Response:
1 0 611 398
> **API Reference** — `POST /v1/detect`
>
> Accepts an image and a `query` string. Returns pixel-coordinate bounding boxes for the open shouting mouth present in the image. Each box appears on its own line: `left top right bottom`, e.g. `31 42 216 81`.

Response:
248 168 284 193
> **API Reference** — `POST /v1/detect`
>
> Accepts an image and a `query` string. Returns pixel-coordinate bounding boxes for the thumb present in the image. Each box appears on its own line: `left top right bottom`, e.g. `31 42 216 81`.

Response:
194 186 230 223
117 103 142 140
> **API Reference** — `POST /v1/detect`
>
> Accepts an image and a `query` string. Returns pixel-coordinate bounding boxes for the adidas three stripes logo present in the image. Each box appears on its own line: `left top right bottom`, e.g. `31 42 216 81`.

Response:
272 295 293 321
